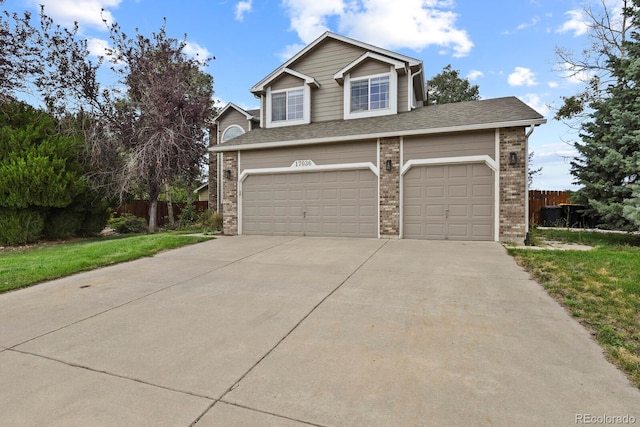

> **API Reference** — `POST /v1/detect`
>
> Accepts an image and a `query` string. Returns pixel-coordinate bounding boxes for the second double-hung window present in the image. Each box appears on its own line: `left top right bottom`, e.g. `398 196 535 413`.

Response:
272 89 304 121
350 75 389 112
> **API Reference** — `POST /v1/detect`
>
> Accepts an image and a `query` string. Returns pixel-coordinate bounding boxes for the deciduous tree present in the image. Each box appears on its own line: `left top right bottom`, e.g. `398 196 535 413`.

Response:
554 0 633 121
426 64 480 105
84 21 214 232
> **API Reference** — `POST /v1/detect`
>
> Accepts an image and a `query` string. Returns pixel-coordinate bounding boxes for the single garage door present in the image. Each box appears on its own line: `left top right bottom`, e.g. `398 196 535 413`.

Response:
242 169 377 237
403 163 494 240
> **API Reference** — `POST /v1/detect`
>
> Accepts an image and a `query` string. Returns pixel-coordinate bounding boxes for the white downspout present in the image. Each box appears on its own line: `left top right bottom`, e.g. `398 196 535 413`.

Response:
409 67 423 110
524 125 538 243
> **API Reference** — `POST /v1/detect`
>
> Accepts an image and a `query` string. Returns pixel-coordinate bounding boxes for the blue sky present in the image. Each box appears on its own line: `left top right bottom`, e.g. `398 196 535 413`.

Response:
3 0 618 190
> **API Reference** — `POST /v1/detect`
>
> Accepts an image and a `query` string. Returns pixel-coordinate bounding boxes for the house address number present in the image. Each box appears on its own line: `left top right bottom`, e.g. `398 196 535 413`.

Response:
291 159 316 167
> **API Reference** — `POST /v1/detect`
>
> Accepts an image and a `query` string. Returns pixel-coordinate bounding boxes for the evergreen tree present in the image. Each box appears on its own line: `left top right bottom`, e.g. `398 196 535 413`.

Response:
0 100 89 244
571 1 640 230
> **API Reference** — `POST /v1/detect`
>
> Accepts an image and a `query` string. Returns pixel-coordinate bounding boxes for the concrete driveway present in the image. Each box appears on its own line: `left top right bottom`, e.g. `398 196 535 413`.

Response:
1 236 638 426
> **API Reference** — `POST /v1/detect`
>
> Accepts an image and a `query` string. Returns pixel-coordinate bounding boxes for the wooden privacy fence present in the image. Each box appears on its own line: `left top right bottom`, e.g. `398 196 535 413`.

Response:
116 200 208 227
529 190 571 225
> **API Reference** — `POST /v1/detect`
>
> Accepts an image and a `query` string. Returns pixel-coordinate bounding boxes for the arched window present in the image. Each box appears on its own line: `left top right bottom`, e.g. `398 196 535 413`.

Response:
221 125 245 142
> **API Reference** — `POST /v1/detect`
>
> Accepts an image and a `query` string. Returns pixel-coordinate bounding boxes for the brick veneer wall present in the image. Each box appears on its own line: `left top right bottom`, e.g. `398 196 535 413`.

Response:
379 137 400 237
499 127 527 241
208 124 218 212
208 153 218 211
222 152 238 235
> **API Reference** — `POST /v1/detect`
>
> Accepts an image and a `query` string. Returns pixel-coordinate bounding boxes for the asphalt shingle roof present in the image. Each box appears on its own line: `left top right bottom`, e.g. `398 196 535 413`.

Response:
213 97 545 151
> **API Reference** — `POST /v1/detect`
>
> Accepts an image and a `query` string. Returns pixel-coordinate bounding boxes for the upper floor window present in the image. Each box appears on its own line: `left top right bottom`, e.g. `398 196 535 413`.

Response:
350 76 390 112
272 88 304 121
221 125 245 142
343 71 397 120
266 84 311 128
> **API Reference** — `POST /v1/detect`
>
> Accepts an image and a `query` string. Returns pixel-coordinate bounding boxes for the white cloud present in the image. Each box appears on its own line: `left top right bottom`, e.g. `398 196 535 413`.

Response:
516 16 539 31
282 0 344 44
30 0 121 30
520 93 549 116
548 81 559 88
184 42 212 62
557 62 594 84
235 0 253 22
556 9 589 36
508 67 538 87
281 0 473 57
467 70 484 81
87 38 111 58
278 43 306 62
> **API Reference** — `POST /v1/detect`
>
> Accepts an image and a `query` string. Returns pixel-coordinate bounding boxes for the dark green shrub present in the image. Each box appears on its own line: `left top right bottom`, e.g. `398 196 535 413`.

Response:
80 205 111 236
44 208 83 240
108 213 147 234
0 208 45 245
178 204 197 228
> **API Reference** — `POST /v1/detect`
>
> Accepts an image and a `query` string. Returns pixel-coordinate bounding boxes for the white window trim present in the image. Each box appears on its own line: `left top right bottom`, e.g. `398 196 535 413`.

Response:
221 124 245 142
343 67 397 120
266 85 311 128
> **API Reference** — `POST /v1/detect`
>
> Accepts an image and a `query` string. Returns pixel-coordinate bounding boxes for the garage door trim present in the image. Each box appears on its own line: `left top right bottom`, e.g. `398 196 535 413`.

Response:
238 161 379 235
400 155 499 241
400 155 498 176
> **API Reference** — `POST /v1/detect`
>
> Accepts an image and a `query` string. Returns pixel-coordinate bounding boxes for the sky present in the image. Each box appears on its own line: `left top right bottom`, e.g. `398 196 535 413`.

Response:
2 0 620 190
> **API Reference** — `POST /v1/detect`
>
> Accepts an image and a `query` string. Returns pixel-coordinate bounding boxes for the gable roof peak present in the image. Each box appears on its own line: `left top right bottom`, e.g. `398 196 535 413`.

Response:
251 31 422 94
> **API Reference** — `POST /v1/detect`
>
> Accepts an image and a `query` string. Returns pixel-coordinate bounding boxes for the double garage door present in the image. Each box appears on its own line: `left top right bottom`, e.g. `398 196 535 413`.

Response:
242 169 377 237
241 163 494 240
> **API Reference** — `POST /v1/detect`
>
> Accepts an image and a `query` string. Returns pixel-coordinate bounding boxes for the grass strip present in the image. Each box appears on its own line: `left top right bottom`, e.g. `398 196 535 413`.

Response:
0 233 211 293
508 229 640 388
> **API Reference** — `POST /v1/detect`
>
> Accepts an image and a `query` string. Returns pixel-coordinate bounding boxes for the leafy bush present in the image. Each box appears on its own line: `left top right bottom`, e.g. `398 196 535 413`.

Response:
0 208 45 245
198 209 223 231
108 213 147 234
178 204 197 228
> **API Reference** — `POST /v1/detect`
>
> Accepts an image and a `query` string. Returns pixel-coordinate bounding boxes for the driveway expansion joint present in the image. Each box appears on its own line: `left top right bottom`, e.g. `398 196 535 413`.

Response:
8 347 218 402
217 400 326 426
200 239 390 423
7 237 298 352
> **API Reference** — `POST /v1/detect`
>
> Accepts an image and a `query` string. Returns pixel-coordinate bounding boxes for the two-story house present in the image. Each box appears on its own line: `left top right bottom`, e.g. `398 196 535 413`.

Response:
209 32 546 242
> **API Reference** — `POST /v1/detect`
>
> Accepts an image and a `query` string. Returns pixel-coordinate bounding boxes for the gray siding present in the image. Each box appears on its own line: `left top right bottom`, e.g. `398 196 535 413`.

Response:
351 59 391 78
403 130 495 161
398 73 408 113
289 39 366 122
218 109 250 142
271 74 305 91
240 140 376 172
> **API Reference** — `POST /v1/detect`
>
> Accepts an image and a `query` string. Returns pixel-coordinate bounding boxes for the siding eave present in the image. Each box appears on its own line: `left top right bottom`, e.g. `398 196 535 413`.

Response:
209 118 547 152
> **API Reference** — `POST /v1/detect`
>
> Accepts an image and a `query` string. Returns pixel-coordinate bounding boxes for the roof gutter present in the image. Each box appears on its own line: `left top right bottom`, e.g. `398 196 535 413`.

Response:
210 118 547 152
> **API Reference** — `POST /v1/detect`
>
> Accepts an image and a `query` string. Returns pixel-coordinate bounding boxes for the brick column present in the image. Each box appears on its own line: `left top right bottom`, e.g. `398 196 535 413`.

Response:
208 124 218 212
208 153 218 211
379 137 400 238
222 152 238 235
499 127 527 241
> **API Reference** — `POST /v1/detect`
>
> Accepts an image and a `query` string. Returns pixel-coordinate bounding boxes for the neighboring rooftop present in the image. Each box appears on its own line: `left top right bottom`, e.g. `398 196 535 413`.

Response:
212 97 546 152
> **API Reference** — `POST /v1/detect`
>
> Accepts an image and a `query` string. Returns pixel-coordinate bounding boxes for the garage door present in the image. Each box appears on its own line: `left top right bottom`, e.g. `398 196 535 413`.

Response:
403 163 494 240
242 169 377 237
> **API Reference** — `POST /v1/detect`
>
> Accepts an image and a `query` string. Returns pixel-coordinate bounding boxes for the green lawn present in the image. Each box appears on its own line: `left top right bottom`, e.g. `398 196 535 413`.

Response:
508 228 640 388
0 233 211 293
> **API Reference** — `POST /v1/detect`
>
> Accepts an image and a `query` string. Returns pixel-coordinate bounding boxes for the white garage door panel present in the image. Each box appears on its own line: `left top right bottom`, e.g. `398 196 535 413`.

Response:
243 169 377 237
403 164 494 241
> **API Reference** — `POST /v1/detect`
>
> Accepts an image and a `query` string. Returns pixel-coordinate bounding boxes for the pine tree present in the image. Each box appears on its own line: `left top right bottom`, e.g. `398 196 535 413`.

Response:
571 1 640 230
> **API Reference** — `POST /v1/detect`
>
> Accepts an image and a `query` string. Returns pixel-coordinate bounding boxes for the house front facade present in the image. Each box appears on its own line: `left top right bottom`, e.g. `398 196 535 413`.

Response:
209 32 546 242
